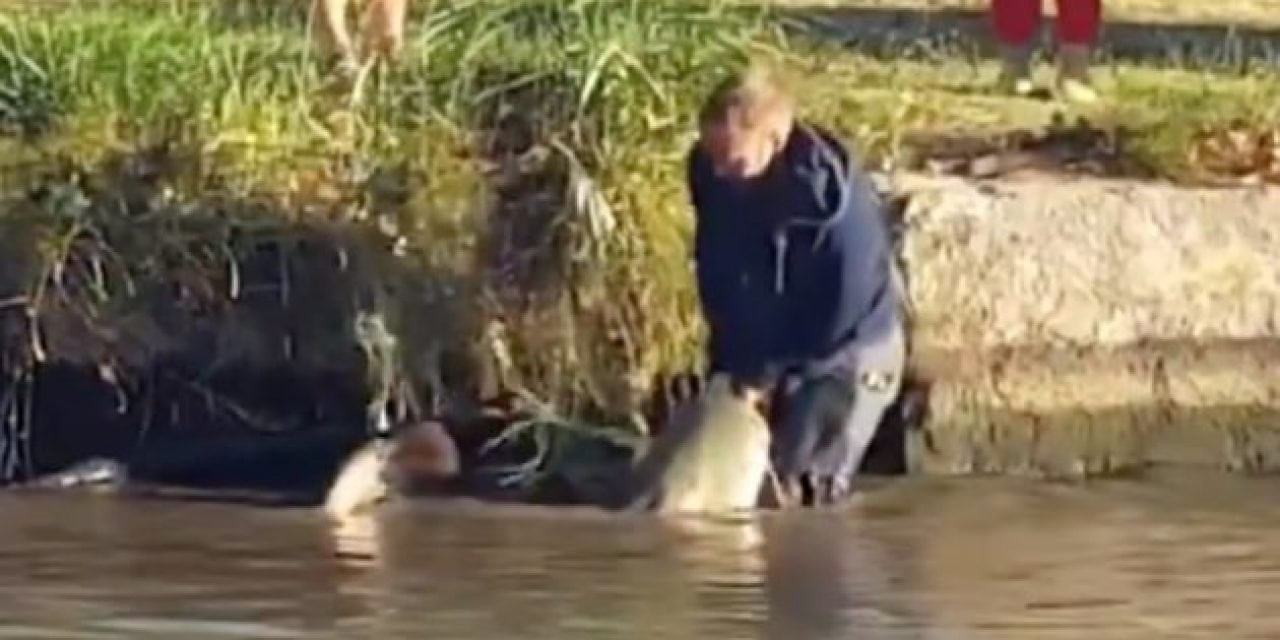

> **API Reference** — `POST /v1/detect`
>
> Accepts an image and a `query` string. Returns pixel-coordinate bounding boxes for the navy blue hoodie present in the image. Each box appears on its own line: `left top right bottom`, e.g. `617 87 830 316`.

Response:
687 122 902 388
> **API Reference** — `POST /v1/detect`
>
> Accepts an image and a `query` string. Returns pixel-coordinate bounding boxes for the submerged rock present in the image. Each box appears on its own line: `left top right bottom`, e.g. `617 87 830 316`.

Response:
323 420 461 520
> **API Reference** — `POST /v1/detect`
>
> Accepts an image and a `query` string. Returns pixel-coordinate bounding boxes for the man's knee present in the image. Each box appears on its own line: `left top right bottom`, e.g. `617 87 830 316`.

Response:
770 375 856 475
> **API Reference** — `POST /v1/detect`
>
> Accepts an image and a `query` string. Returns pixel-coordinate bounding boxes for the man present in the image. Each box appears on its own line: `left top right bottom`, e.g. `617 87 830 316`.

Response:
685 65 907 507
991 0 1103 103
313 0 408 77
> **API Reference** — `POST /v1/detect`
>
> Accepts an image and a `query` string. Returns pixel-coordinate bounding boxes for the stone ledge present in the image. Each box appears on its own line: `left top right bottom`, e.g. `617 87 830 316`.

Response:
892 175 1280 474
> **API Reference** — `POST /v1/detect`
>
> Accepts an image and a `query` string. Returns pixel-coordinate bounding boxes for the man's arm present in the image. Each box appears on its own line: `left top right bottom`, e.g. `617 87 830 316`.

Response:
688 151 740 376
687 151 773 390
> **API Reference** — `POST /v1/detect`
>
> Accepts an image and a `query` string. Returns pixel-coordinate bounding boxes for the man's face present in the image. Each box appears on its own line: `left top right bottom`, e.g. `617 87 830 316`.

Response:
701 123 777 182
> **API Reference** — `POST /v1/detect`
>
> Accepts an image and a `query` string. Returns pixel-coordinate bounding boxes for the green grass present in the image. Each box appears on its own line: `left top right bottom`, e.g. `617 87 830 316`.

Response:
0 0 1276 427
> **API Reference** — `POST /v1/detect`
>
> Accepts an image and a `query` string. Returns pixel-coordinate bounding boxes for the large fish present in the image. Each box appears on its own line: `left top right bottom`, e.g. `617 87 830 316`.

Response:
621 375 774 515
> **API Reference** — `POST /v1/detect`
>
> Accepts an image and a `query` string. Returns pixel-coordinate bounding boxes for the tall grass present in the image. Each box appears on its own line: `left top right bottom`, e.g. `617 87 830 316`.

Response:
0 0 789 444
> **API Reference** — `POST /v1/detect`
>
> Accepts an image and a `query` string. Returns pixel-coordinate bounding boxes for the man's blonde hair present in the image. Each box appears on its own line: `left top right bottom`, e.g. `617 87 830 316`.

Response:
697 62 795 137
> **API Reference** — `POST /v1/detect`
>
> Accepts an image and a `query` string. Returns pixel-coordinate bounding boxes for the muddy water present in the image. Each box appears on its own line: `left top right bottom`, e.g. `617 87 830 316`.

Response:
2 469 1279 639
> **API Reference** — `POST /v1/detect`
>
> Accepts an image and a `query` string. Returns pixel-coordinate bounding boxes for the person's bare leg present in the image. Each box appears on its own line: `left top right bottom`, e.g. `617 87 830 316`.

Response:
990 0 1041 96
363 0 408 62
315 0 355 59
1054 0 1102 104
315 0 362 79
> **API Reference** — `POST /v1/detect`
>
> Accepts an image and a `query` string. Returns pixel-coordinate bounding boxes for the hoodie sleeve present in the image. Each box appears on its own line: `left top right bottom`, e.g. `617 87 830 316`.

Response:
687 151 730 333
687 150 774 387
793 137 894 365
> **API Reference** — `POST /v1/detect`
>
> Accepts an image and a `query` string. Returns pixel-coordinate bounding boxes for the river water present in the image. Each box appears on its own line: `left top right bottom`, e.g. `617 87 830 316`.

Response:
2 469 1278 639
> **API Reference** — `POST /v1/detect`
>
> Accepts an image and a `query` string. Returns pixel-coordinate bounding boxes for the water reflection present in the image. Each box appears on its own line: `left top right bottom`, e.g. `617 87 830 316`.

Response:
762 513 915 640
4 470 1280 638
319 500 969 639
654 514 768 638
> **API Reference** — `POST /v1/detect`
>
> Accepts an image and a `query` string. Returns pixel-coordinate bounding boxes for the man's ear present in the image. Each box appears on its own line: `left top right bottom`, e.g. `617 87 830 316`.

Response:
769 130 786 157
771 118 793 155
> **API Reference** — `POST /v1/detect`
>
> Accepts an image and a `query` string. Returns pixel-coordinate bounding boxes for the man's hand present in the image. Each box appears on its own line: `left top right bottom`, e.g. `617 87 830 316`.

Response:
737 385 763 407
730 380 766 412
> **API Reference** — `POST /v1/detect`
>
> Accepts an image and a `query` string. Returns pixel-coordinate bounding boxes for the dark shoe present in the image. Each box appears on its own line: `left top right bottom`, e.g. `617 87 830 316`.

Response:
998 43 1035 97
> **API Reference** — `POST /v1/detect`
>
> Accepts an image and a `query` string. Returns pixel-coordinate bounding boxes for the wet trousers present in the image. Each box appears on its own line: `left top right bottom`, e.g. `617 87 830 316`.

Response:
769 321 906 506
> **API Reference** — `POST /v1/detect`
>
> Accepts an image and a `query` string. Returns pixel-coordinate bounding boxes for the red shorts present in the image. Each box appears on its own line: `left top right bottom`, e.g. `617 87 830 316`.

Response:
991 0 1101 45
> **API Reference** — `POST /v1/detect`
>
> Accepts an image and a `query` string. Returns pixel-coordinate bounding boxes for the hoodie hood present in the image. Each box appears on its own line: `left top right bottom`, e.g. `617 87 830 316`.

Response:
771 123 857 226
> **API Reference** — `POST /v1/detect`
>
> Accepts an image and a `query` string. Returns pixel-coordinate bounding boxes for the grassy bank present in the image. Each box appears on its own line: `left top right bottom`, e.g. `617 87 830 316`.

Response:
0 0 1277 479
0 1 780 472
